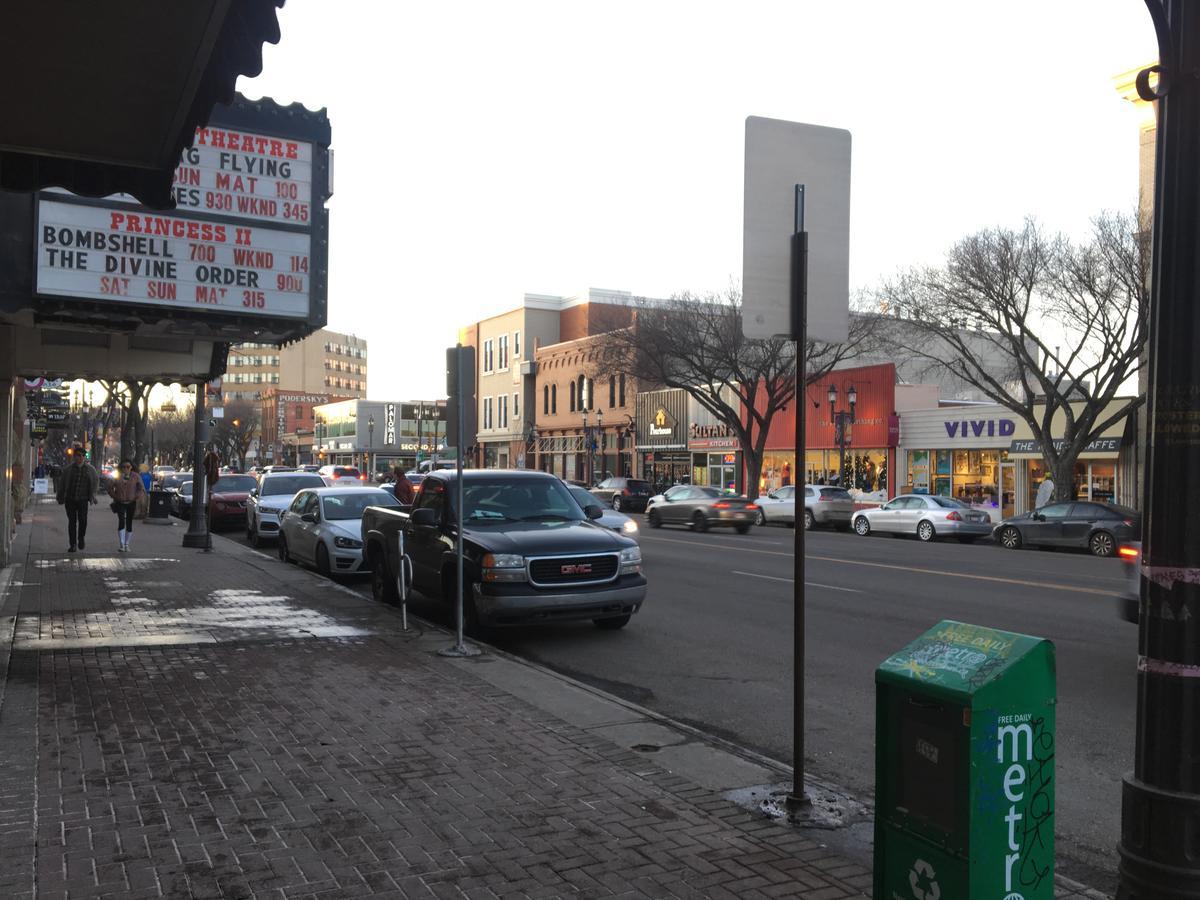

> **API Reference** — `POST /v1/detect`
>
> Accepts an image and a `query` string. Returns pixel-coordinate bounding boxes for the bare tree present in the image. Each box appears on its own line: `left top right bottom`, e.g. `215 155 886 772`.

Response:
148 403 194 468
591 288 884 499
876 212 1149 501
99 380 154 465
211 399 260 471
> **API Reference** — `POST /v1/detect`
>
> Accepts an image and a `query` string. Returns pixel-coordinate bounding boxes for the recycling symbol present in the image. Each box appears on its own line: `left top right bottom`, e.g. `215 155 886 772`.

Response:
909 859 940 900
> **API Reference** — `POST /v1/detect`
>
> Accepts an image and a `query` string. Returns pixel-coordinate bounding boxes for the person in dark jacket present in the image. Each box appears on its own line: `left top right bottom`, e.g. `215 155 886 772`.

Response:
392 466 416 505
56 444 98 552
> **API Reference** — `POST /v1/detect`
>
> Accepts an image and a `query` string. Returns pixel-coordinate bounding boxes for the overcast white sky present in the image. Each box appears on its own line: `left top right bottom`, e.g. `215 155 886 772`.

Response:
236 1 1157 401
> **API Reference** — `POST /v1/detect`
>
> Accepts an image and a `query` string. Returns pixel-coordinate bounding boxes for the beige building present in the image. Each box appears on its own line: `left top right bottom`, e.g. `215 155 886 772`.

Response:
462 288 634 468
223 328 367 402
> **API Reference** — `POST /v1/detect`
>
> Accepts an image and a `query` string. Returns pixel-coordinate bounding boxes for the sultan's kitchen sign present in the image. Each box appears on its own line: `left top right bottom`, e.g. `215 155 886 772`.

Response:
688 421 739 450
35 125 317 321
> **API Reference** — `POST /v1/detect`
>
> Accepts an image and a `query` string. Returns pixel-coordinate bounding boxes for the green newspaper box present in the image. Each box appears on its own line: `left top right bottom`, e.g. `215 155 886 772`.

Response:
874 620 1055 900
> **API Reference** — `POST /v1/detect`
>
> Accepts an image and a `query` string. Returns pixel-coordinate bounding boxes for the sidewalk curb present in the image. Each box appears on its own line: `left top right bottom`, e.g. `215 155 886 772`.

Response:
204 529 1109 898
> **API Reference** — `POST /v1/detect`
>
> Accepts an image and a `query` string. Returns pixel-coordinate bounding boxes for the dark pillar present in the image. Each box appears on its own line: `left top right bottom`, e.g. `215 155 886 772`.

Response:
1118 5 1200 896
182 383 210 549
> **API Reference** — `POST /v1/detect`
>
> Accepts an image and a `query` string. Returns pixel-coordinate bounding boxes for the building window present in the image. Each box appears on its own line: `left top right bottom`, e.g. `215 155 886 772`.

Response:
295 405 303 418
499 335 508 370
499 395 507 429
483 340 494 373
609 376 616 409
551 384 557 415
577 375 587 411
514 331 521 360
569 381 576 412
483 397 493 430
513 392 520 423
543 385 549 415
619 374 626 407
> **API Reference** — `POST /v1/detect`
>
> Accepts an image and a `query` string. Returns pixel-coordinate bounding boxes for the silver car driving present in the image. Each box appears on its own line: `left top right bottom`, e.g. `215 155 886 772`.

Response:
646 485 758 533
852 493 993 543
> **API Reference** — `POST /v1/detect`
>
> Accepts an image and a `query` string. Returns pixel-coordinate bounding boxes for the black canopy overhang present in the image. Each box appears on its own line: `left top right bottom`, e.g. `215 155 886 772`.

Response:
0 0 285 209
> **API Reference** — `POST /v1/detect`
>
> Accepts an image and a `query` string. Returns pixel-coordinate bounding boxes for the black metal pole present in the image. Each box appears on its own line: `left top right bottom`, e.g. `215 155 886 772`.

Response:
182 383 210 549
1118 4 1200 896
788 185 809 812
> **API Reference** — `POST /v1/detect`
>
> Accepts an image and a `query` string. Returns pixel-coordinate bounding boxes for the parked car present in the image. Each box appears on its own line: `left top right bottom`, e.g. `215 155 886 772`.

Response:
645 485 758 533
246 472 327 546
361 470 646 629
566 484 639 538
589 477 653 513
993 500 1140 557
299 464 322 473
160 473 193 493
207 474 258 530
852 494 993 543
1117 540 1141 623
280 486 401 577
754 484 854 530
171 480 195 519
260 465 296 475
319 465 365 485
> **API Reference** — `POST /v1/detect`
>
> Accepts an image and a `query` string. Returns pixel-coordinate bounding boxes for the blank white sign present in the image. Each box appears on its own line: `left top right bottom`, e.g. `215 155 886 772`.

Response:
743 116 850 343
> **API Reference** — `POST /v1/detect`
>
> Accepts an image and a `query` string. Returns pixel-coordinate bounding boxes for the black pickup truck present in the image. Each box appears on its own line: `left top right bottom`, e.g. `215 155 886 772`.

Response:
361 469 647 629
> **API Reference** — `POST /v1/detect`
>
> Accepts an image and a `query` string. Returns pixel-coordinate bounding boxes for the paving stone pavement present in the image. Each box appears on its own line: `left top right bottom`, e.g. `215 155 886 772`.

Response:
0 500 1110 899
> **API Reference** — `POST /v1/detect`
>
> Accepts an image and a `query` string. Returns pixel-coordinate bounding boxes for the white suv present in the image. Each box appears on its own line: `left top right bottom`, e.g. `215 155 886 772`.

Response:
246 472 326 546
318 465 364 486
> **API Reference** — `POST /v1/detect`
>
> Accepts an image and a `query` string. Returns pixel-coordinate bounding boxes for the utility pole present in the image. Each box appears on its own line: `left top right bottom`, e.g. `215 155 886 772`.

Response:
1118 4 1200 896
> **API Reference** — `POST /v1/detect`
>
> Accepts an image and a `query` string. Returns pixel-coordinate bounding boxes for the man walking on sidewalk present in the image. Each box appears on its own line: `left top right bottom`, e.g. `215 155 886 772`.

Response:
55 444 97 552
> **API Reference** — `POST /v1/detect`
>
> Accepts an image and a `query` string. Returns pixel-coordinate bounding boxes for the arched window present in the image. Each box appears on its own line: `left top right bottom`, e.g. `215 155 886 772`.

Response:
619 374 626 407
609 376 616 408
569 381 576 412
578 375 587 410
543 384 549 415
551 384 557 414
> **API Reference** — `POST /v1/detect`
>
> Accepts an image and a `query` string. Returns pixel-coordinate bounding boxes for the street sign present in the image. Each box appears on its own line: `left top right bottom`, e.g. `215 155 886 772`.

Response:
742 116 850 343
45 407 67 425
31 419 47 438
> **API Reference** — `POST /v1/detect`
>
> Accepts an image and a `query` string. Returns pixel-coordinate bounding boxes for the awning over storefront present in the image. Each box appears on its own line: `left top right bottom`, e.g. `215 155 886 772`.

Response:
0 1 285 208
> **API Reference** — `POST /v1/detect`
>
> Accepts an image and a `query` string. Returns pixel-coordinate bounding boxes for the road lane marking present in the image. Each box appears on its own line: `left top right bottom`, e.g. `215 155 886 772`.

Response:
733 571 862 593
641 533 1110 596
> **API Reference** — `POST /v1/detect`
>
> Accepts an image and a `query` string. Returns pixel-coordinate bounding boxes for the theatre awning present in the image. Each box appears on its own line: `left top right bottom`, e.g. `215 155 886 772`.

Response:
0 1 285 209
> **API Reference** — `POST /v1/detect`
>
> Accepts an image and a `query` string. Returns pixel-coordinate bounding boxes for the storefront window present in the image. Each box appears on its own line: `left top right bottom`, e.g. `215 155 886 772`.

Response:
760 452 797 494
1089 461 1116 503
951 450 1000 507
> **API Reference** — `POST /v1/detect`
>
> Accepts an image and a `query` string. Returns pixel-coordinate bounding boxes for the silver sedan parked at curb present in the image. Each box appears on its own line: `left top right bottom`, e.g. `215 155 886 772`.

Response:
279 486 402 577
852 493 993 543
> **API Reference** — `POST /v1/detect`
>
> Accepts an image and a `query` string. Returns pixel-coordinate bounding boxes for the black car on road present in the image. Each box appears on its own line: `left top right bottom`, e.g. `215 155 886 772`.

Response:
590 477 653 512
993 500 1140 557
361 470 646 629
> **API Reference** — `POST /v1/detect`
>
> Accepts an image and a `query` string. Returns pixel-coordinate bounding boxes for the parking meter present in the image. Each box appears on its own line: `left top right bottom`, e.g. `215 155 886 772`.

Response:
874 620 1056 900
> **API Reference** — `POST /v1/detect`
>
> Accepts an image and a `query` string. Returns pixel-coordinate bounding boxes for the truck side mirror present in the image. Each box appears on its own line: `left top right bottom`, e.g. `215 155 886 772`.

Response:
411 507 438 528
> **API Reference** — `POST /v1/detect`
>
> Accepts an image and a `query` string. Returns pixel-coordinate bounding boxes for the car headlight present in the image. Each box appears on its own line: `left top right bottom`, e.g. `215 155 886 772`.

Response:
621 519 639 535
260 506 283 516
333 536 363 549
619 545 642 575
482 552 527 583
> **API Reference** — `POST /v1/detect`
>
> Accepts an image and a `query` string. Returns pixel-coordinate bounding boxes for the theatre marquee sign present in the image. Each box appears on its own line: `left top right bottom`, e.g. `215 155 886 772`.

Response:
31 102 330 337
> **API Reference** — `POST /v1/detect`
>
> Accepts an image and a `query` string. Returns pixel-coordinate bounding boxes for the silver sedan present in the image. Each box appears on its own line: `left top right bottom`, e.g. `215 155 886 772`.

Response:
279 487 401 577
851 493 993 543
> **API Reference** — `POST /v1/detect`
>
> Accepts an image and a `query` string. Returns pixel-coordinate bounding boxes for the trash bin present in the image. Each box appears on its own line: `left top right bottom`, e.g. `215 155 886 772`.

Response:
148 490 171 519
874 620 1056 900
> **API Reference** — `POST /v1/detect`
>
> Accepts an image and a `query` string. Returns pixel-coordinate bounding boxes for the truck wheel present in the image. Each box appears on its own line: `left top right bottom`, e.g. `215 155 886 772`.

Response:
594 614 631 630
371 548 399 604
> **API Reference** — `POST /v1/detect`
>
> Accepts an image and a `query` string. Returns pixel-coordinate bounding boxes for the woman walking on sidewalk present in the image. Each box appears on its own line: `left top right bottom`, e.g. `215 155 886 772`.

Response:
108 459 146 552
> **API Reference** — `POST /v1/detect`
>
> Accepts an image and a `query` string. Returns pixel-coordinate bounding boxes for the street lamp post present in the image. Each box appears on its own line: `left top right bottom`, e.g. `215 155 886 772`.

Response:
826 384 856 487
367 415 375 479
596 409 605 481
1117 7 1200 897
581 409 589 484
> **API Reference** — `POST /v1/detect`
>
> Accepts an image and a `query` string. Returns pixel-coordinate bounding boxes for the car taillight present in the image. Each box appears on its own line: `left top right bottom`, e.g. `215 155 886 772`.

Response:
746 503 758 511
946 511 962 521
1118 546 1139 560
714 501 731 509
818 495 831 501
359 474 366 481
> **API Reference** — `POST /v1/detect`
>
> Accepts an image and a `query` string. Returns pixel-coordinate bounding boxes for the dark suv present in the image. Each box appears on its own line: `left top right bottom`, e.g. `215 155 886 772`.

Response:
590 477 653 512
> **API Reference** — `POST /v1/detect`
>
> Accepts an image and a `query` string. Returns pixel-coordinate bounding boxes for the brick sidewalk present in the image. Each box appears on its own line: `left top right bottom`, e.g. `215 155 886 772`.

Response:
0 500 1111 899
0 501 875 899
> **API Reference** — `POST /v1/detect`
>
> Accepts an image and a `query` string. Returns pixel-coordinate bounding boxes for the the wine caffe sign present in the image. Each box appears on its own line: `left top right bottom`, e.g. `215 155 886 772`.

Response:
32 97 330 334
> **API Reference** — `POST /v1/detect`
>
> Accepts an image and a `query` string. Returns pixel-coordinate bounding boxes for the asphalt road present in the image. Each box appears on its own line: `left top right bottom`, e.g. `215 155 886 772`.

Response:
220 514 1134 888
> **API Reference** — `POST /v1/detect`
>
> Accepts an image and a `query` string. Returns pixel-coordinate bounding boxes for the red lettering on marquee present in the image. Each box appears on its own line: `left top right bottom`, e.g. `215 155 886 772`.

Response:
194 127 300 161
